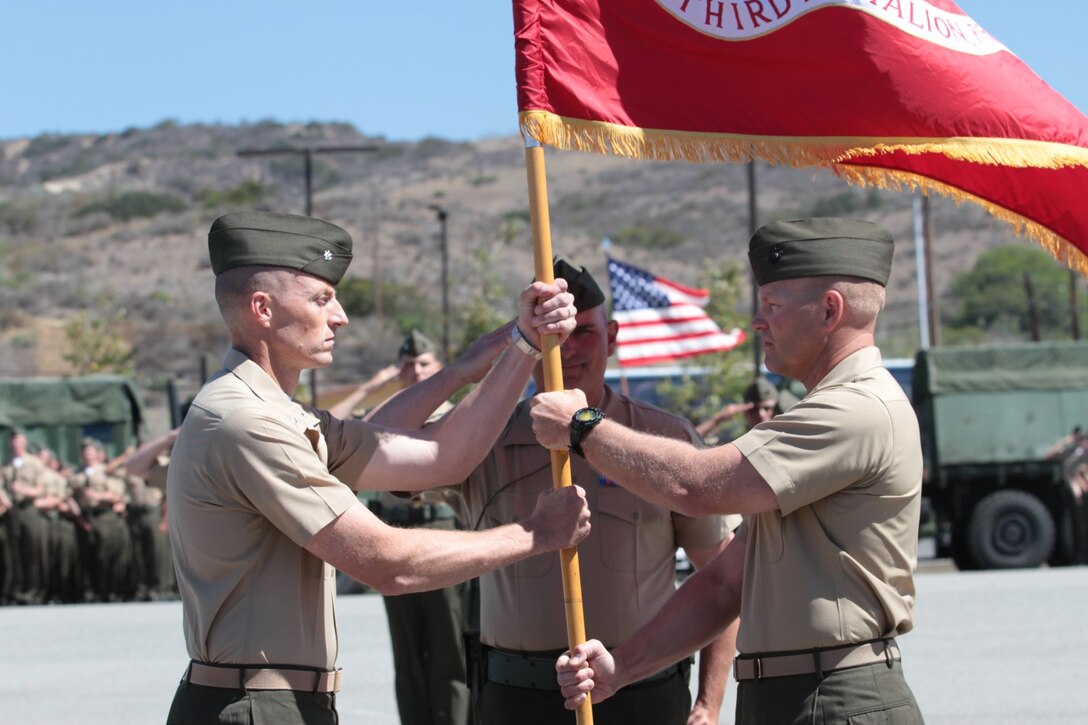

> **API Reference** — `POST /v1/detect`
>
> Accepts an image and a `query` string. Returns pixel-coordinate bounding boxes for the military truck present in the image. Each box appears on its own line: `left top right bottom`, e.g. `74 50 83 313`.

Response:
913 342 1088 570
0 375 146 465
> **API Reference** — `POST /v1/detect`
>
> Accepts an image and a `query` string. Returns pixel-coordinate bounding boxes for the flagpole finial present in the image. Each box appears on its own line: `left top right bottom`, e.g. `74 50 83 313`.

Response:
523 133 542 149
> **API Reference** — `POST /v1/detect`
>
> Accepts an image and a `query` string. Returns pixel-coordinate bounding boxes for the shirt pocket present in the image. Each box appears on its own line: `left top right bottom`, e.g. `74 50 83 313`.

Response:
596 485 672 572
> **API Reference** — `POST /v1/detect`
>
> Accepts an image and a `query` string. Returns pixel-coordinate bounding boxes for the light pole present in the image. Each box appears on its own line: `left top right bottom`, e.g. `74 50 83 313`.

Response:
237 144 380 217
747 160 762 375
428 205 451 360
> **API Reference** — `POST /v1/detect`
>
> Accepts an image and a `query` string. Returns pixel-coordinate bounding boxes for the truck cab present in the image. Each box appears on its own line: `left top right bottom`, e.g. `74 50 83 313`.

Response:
913 342 1088 569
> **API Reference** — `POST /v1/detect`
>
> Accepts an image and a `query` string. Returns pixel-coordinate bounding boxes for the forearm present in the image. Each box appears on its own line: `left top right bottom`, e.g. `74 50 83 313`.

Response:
327 386 374 420
692 617 737 719
356 344 536 490
124 430 179 479
309 503 550 596
370 522 543 595
611 546 742 688
581 422 778 516
581 422 729 516
365 370 463 428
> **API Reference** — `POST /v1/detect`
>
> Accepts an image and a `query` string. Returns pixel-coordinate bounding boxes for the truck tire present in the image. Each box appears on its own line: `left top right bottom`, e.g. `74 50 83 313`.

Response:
1049 506 1077 567
949 526 977 571
967 490 1055 569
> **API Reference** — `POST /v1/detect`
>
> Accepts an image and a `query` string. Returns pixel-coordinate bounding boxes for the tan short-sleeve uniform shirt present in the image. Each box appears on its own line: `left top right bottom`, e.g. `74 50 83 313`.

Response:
461 385 738 651
732 347 922 654
70 467 128 508
167 349 378 670
2 457 48 501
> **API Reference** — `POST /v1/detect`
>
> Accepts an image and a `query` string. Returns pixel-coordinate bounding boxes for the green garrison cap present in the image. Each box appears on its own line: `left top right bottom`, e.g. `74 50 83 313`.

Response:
553 256 606 312
399 330 437 358
208 211 353 285
748 218 894 287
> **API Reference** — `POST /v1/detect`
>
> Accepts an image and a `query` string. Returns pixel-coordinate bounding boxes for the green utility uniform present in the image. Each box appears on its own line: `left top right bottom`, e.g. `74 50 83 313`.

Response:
39 466 81 603
70 466 131 602
2 455 51 604
145 453 177 598
126 474 164 600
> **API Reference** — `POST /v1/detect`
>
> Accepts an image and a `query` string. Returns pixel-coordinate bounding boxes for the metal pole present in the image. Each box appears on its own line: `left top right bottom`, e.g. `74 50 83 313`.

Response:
429 205 451 360
304 150 313 217
166 379 180 429
1024 272 1041 342
913 197 932 351
237 144 380 216
747 160 761 375
922 196 941 347
1071 269 1081 341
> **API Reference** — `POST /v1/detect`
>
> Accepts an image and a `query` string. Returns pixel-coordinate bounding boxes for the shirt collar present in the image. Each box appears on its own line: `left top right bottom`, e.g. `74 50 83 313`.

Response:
222 348 296 406
808 346 885 395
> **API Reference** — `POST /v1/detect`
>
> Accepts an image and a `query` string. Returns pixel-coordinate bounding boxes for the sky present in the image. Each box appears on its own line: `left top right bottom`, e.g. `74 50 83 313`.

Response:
2 1 1085 143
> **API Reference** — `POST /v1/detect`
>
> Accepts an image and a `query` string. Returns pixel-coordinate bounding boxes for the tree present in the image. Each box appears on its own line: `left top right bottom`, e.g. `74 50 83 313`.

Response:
62 310 135 374
457 247 512 356
652 259 754 436
947 245 1076 340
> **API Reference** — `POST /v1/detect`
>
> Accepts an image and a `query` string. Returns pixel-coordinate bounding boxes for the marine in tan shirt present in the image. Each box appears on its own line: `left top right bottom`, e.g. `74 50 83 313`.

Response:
538 218 925 724
449 258 738 725
166 211 590 725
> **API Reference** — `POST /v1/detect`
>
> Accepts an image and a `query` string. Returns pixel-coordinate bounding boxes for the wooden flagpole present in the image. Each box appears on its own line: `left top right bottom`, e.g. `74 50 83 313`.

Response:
524 136 594 724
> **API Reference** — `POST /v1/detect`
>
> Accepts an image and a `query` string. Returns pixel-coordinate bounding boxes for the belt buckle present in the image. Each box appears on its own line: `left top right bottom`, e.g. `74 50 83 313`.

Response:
734 656 763 681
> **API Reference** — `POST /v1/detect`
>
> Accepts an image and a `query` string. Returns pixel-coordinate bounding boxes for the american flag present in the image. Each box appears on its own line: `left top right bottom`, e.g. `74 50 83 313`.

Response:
607 258 746 367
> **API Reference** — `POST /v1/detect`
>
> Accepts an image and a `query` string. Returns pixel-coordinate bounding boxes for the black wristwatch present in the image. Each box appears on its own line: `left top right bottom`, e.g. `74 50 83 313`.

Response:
569 407 605 457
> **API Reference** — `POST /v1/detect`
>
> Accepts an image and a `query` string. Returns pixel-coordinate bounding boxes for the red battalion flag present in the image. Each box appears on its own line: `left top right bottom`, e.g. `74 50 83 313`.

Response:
608 257 746 366
514 0 1088 273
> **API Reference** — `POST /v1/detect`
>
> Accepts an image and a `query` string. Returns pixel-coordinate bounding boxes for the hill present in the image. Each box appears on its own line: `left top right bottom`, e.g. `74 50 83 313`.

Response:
0 120 1034 429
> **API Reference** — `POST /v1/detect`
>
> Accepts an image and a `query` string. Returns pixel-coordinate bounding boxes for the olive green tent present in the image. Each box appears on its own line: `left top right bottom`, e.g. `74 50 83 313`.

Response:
0 375 145 466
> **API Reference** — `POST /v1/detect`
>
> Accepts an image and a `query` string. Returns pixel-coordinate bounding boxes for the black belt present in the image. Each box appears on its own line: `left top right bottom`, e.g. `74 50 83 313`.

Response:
485 647 689 691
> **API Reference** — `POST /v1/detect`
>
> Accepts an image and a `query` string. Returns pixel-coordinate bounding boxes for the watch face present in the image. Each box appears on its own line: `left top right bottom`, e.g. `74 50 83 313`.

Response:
574 408 598 423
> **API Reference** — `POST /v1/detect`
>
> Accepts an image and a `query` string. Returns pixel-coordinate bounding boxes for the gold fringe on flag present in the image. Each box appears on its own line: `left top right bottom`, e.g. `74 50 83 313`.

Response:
835 164 1088 278
520 109 1088 276
519 110 1088 170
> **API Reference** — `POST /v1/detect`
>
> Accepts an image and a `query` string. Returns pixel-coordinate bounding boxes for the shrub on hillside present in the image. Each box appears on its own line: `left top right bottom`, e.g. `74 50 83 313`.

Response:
75 191 188 222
